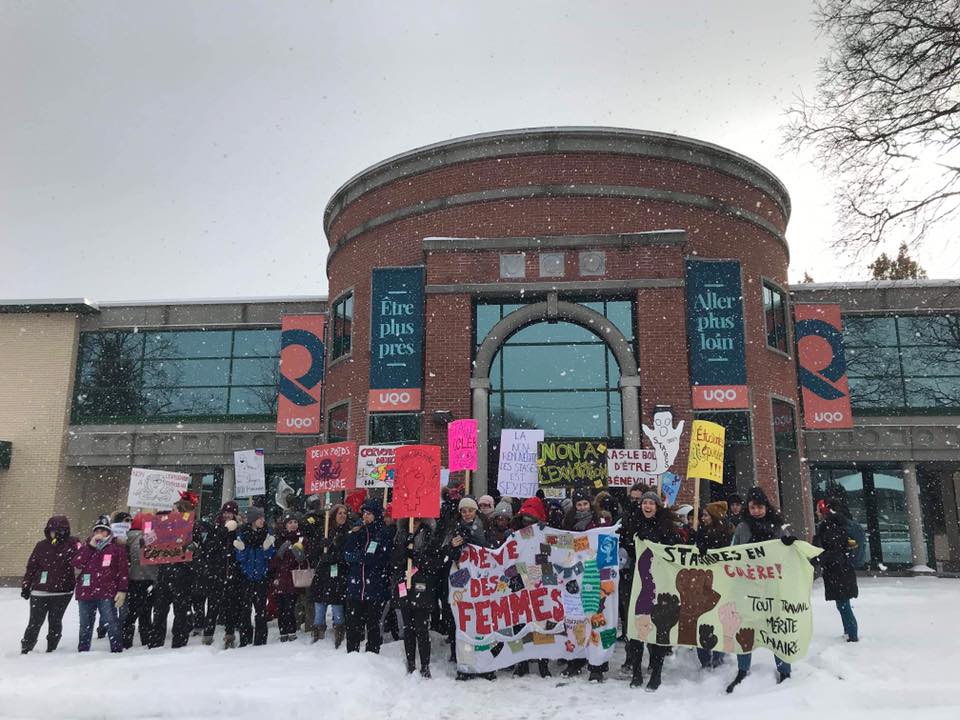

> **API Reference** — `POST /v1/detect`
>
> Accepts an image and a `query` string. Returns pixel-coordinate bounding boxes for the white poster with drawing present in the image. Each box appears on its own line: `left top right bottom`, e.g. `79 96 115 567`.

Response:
127 468 191 510
234 449 266 497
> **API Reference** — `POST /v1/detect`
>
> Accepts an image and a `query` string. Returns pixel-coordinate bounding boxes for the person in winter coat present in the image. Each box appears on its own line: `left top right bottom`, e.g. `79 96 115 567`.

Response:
189 516 214 636
197 501 243 648
234 506 276 647
593 490 621 524
94 511 132 640
299 495 326 633
625 491 680 691
726 486 795 693
150 492 201 649
391 517 443 678
487 500 514 547
814 498 859 642
343 499 395 654
20 516 78 654
73 516 129 653
564 488 600 532
123 513 157 649
692 501 732 669
618 483 649 660
311 503 350 647
270 512 309 642
726 493 744 528
477 495 496 521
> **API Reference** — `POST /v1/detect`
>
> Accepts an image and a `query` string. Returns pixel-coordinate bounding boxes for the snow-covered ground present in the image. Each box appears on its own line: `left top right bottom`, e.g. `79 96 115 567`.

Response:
0 577 956 720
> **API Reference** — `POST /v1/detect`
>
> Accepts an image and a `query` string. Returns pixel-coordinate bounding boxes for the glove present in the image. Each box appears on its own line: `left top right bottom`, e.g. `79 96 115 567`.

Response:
233 539 245 551
224 520 238 532
114 592 127 608
21 588 30 600
781 535 796 546
263 534 276 550
278 540 292 557
143 530 157 546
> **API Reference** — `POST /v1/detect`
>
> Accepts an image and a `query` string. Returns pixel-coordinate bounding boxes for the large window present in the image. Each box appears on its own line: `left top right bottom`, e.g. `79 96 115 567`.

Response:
476 299 634 441
331 292 354 360
327 403 350 443
369 414 421 444
72 328 280 423
763 282 789 353
844 314 960 413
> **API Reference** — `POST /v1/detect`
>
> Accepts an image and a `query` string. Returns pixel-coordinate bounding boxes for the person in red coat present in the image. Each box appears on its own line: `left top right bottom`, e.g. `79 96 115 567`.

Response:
20 516 79 653
73 515 129 653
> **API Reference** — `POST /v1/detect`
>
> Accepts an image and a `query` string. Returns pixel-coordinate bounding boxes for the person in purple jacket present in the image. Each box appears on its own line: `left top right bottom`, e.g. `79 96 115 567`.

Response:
20 516 79 654
73 515 129 653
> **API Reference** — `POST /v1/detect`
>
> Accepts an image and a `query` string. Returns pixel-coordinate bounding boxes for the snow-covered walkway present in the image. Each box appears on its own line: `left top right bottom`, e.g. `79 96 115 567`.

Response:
0 577 956 720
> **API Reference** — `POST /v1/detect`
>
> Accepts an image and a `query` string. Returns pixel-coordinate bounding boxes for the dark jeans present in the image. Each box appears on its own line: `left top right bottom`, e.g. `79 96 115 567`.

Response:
737 652 790 675
239 578 269 646
79 599 122 652
22 594 71 653
697 648 724 667
122 580 154 649
346 598 385 653
836 599 858 639
203 577 242 638
151 584 193 649
400 605 431 669
277 593 299 636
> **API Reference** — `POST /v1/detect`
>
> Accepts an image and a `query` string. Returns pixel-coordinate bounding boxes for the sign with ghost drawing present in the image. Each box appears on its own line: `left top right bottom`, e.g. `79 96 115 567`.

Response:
392 445 442 519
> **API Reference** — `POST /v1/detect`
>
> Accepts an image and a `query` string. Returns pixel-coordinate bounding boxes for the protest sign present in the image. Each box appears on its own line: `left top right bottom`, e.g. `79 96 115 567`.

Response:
234 449 266 497
127 468 191 510
448 419 478 472
139 511 195 565
537 441 608 490
110 522 130 540
606 448 658 487
627 539 822 662
305 442 358 494
392 445 441 519
686 420 725 483
450 524 620 673
356 445 399 489
661 471 682 506
496 429 543 498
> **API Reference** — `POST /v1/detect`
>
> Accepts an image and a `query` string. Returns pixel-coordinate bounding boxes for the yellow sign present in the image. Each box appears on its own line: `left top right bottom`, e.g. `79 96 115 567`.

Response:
686 419 725 483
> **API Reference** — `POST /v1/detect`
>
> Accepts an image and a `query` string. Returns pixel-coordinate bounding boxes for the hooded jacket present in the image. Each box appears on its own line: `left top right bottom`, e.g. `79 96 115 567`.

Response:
311 520 350 604
814 512 859 601
73 533 129 601
22 516 79 595
195 504 241 592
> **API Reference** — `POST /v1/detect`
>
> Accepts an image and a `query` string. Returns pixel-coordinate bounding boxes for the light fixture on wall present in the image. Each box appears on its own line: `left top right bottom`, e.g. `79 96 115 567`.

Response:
432 410 454 426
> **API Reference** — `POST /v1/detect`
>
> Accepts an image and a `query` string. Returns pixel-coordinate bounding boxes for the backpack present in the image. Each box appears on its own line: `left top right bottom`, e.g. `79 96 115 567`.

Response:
846 519 867 568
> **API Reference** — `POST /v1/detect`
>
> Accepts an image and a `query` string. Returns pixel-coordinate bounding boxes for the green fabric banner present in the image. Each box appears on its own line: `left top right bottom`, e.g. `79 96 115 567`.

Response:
627 539 822 662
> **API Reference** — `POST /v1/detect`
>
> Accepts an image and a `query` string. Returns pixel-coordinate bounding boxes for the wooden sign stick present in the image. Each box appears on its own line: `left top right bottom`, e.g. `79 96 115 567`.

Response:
405 516 414 589
464 469 471 496
692 477 701 531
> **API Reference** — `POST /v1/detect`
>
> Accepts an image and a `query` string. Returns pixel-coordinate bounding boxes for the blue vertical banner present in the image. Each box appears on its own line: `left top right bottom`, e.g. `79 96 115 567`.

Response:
685 259 749 409
368 266 425 412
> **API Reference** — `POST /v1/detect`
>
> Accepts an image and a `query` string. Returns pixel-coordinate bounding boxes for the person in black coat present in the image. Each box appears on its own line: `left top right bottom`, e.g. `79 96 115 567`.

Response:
391 517 443 678
692 501 732 670
343 499 394 654
311 503 350 647
814 498 859 642
197 501 243 648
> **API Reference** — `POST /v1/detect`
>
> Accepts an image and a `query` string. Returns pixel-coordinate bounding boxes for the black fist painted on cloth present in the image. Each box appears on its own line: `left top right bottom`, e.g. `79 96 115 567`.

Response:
698 624 718 651
650 592 680 645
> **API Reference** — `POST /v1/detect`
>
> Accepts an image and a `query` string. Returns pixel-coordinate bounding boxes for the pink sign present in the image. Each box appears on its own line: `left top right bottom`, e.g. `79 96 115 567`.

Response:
447 419 478 472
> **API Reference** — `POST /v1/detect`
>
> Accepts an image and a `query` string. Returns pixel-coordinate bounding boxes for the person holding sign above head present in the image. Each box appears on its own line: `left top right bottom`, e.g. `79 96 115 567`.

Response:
343 499 395 654
20 516 78 654
270 512 310 642
311 503 351 648
234 506 276 647
148 492 200 650
726 487 796 693
73 515 129 653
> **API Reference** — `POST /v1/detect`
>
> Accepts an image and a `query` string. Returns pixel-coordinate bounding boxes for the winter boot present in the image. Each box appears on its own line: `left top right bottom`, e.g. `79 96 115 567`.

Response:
333 625 345 649
538 659 551 678
311 627 321 644
630 665 644 688
777 671 791 684
406 660 416 674
316 625 326 641
201 635 214 646
481 672 496 681
645 666 662 692
46 637 60 653
513 661 529 677
588 668 605 683
726 670 748 693
561 660 585 678
223 634 236 650
455 671 472 681
420 665 431 679
96 626 108 640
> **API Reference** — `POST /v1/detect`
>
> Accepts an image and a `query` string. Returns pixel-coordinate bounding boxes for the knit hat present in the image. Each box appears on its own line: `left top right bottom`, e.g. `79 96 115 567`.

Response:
92 515 112 533
478 495 495 513
178 490 199 508
305 494 323 512
572 488 592 505
704 501 728 526
746 486 771 510
361 498 384 519
220 501 240 516
282 511 301 525
458 497 479 512
727 493 743 506
246 506 265 525
492 500 514 520
640 491 663 508
518 497 548 524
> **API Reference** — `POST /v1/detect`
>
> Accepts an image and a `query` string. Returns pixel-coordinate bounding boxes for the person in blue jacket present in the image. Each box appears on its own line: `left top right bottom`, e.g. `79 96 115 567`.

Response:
233 506 276 647
343 498 394 654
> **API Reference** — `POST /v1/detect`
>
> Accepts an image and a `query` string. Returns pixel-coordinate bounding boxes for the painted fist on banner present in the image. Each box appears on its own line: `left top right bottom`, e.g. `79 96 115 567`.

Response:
736 627 756 653
676 568 721 645
698 623 718 651
718 601 742 653
651 592 681 645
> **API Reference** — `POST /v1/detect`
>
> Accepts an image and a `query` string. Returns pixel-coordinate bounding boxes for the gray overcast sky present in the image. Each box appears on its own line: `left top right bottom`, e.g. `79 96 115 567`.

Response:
3 0 956 303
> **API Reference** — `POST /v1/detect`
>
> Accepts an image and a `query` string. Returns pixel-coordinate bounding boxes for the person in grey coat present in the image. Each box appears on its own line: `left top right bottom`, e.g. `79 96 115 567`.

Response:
123 513 158 648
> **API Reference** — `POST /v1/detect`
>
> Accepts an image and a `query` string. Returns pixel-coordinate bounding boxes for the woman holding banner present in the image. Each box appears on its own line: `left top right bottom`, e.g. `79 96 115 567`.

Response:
726 487 795 693
692 501 732 669
311 503 350 648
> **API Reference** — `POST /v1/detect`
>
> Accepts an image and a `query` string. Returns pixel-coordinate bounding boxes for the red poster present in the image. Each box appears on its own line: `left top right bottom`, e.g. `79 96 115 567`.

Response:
392 445 441 519
305 441 358 494
276 315 326 435
139 512 195 565
795 304 854 429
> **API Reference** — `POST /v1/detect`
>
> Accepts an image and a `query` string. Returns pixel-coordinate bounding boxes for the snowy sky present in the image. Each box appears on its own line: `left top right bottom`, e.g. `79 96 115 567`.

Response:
3 0 957 303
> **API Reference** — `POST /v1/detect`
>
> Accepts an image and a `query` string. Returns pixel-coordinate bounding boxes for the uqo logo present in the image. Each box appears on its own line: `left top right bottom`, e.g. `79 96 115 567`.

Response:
703 388 739 402
813 411 844 424
284 417 315 429
279 328 325 407
374 391 412 407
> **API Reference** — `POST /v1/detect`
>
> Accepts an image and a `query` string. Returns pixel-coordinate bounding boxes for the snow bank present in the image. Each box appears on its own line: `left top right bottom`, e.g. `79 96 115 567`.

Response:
0 578 957 720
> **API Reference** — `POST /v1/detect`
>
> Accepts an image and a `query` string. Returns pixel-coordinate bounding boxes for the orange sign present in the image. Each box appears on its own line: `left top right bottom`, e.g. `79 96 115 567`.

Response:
368 388 422 412
691 385 749 409
276 315 326 435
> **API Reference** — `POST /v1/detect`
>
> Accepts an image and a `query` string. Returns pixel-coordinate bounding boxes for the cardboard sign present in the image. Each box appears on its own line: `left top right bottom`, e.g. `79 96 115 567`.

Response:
356 445 399 489
447 419 478 472
497 429 543 498
392 445 441 519
139 512 195 565
686 420 725 483
276 314 326 435
606 448 658 488
110 522 130 540
537 441 608 490
127 468 191 510
234 449 266 497
795 304 854 429
305 442 358 494
451 525 620 673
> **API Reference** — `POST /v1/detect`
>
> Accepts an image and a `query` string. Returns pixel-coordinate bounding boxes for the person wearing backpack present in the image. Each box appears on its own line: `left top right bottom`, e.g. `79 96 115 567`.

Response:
814 498 859 642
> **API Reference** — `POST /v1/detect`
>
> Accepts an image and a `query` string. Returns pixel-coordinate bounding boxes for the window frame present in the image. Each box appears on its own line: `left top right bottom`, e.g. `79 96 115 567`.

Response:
329 289 355 365
761 278 790 356
326 400 351 443
368 412 422 445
